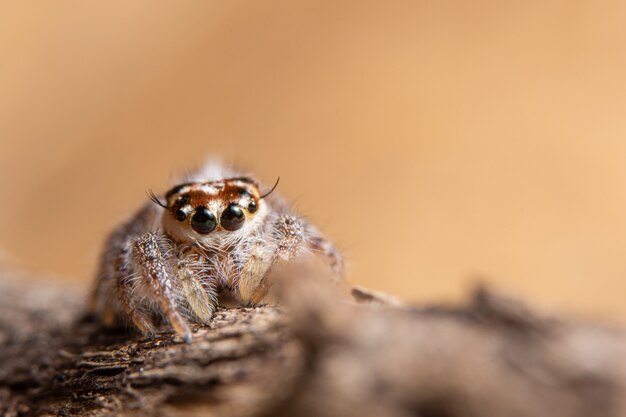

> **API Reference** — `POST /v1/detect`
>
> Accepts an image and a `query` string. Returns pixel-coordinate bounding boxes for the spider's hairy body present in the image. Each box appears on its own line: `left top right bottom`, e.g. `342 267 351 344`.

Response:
90 162 343 342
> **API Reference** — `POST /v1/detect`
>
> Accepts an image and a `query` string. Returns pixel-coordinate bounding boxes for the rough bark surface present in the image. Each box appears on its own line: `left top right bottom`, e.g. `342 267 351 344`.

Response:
1 267 626 417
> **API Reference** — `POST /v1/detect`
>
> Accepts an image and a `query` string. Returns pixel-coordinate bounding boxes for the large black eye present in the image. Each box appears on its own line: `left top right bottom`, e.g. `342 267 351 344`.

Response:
221 203 245 231
191 207 216 234
175 209 187 222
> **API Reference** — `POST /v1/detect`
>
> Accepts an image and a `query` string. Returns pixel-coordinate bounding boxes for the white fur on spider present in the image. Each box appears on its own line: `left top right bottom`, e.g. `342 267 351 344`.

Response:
180 158 241 183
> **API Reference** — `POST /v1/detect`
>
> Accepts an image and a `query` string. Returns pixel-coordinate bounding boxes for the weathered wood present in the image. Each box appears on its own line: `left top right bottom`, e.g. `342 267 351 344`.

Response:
1 267 626 417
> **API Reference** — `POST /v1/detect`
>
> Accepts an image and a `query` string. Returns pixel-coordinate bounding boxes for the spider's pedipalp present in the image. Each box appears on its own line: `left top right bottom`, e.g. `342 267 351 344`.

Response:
177 252 218 324
237 215 306 305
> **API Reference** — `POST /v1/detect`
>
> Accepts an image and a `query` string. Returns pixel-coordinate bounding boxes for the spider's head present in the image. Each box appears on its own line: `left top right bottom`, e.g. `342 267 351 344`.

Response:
152 177 277 246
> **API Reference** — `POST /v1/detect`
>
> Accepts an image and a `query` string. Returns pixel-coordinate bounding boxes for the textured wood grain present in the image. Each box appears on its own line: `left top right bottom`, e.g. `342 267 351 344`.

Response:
1 268 626 417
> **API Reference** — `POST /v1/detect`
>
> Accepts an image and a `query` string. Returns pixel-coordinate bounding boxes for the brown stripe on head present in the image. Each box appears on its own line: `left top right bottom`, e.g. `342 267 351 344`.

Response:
164 179 261 211
165 182 194 199
219 178 261 206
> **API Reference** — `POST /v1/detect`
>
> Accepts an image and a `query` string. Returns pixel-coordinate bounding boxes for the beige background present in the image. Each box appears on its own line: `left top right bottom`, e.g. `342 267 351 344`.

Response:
2 1 626 317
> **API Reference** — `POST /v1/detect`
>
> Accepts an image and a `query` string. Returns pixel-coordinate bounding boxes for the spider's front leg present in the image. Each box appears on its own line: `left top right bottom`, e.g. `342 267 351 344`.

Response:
116 244 156 338
238 215 345 305
130 232 192 342
304 224 344 281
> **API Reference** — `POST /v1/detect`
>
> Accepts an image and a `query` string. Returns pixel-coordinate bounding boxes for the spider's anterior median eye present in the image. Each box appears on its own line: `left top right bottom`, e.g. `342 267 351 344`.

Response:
221 203 245 231
191 207 217 234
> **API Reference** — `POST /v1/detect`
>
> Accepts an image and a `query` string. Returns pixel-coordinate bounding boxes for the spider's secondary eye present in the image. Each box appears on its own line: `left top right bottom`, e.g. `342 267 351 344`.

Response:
238 187 253 197
175 209 187 222
191 207 216 234
221 203 245 231
248 200 258 213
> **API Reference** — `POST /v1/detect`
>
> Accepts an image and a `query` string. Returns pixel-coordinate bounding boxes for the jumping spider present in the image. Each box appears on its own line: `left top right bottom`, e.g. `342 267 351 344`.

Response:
89 162 343 342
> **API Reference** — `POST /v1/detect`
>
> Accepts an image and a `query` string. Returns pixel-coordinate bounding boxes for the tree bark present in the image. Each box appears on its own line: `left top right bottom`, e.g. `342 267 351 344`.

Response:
1 267 626 417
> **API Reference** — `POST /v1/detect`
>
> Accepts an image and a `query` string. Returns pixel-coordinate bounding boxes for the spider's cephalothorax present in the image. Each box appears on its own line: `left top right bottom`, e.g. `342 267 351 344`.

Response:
89 162 343 342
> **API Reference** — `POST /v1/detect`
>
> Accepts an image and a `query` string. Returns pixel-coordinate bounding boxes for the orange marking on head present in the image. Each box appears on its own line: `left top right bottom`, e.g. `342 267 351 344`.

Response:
165 179 260 211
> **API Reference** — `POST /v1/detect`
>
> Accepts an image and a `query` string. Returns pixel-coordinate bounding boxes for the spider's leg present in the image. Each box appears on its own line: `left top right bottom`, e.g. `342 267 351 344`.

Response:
89 268 117 325
177 251 218 324
116 242 156 339
117 276 156 338
237 238 270 305
87 269 104 315
133 232 192 342
238 215 304 305
304 225 344 281
89 227 125 319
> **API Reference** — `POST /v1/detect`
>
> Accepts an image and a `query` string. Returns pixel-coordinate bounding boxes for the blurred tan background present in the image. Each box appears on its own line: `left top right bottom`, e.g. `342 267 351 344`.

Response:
2 1 626 316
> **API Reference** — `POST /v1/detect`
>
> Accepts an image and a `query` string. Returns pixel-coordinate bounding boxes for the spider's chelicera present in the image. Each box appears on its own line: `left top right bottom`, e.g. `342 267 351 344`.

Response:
89 162 343 342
